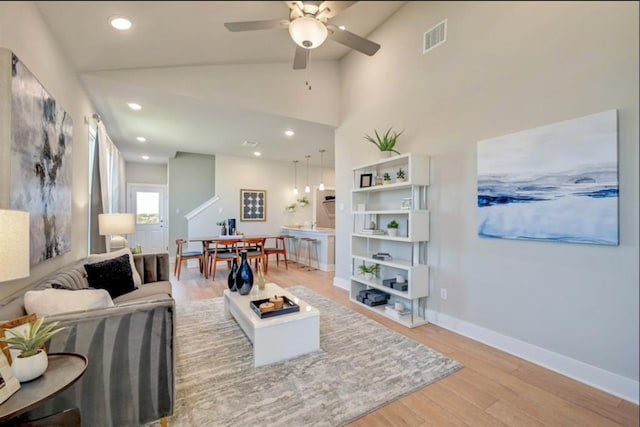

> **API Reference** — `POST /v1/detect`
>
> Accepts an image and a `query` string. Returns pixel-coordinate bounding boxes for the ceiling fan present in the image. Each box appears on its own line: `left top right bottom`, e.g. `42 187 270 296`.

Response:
224 1 381 70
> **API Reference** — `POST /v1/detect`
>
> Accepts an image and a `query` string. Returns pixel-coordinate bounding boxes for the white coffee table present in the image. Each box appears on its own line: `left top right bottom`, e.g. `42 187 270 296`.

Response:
223 282 320 367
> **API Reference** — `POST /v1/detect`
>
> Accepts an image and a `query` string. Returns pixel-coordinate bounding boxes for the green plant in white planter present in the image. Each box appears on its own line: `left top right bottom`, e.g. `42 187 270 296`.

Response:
396 168 406 182
364 127 403 157
297 196 309 207
0 317 65 382
383 172 392 184
387 220 399 237
357 263 379 280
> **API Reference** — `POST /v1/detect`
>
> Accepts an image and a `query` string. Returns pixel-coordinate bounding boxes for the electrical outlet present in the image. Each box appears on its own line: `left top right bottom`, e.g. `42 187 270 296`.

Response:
441 288 448 300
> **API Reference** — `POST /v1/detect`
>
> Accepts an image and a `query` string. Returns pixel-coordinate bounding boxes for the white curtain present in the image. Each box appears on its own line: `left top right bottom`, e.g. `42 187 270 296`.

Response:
97 121 126 214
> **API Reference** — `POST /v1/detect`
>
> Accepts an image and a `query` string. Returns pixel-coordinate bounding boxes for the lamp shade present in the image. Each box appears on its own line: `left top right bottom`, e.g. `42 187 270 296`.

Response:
289 17 328 49
98 213 135 236
0 209 30 282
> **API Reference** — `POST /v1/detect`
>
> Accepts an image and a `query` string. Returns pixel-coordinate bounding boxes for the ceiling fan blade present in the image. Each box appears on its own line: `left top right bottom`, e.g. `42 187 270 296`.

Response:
319 1 358 19
293 46 308 70
327 24 380 56
224 19 289 32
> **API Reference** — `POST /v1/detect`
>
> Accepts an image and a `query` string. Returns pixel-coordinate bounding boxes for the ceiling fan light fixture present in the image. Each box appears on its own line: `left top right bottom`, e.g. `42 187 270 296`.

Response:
289 17 328 49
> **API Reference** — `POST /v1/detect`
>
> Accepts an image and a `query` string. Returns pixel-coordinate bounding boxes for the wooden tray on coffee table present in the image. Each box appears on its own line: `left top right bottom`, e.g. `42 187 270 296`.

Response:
250 296 300 319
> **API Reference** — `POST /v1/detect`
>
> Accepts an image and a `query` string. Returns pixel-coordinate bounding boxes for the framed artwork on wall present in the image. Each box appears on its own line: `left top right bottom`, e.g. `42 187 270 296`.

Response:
8 52 73 265
477 109 618 245
240 189 267 221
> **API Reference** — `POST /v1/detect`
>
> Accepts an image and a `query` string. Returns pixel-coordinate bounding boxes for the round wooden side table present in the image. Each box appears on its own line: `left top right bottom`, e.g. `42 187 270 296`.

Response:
0 352 88 425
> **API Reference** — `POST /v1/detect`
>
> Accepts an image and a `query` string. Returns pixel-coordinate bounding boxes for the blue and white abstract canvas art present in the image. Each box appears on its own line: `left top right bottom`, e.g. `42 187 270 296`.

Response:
477 110 618 245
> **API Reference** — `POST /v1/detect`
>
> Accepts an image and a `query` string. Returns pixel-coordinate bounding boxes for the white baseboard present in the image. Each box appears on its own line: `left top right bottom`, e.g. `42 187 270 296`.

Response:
333 276 350 291
427 310 639 405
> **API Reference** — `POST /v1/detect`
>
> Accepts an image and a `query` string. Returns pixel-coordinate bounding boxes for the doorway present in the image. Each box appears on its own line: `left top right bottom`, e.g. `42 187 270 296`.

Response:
127 184 168 253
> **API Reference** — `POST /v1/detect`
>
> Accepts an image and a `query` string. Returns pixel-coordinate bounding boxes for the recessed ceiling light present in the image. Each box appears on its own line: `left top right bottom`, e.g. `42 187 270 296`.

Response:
285 130 295 137
254 151 261 156
127 102 142 111
141 155 150 160
338 25 346 30
110 16 132 31
136 136 147 142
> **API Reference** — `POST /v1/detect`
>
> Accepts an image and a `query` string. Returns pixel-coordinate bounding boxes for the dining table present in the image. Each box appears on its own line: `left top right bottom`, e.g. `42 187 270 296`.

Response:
189 235 280 278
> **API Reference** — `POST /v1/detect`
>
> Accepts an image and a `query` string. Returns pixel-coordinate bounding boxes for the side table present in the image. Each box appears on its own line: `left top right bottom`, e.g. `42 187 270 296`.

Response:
0 353 88 425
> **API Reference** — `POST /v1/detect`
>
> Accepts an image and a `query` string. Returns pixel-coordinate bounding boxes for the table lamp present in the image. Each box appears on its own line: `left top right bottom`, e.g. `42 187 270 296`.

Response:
98 213 135 251
0 209 30 282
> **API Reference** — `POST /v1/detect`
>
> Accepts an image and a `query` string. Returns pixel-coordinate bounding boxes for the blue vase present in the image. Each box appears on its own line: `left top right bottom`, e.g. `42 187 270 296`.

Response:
236 250 253 295
227 257 238 291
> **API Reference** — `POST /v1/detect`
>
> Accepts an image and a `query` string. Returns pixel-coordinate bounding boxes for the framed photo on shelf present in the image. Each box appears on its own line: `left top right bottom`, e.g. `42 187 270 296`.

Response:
0 350 20 404
240 189 267 222
360 173 373 188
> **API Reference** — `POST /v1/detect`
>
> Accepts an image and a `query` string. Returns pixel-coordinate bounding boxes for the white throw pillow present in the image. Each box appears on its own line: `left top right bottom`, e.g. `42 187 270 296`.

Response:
24 289 115 317
86 247 142 288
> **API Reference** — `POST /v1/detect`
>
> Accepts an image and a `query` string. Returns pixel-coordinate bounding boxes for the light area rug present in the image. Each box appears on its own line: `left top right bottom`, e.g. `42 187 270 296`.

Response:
156 286 462 427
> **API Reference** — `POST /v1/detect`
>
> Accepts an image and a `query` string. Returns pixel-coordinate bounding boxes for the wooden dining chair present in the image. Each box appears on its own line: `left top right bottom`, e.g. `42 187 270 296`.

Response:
174 239 203 280
264 235 288 273
208 239 239 279
237 237 266 271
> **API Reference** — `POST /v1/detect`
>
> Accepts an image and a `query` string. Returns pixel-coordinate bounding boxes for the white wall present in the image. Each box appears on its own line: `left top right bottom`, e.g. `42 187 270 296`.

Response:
335 1 639 401
212 154 335 236
0 2 94 298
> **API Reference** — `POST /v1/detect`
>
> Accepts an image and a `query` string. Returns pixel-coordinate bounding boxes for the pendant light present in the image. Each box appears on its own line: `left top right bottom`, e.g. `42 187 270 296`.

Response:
304 155 311 193
292 160 299 195
318 149 325 191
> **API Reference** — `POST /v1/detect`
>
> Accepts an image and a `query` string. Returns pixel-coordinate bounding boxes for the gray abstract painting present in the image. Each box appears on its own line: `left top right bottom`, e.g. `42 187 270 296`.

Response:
10 53 73 265
477 110 618 245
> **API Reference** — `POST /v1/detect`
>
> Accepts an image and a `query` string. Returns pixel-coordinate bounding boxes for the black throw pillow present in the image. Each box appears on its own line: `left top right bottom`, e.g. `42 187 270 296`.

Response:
84 254 136 299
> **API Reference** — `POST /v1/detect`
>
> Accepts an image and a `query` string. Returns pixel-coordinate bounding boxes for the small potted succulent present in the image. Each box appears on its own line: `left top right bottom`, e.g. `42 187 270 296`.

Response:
364 127 404 158
396 168 406 183
383 172 392 184
0 317 65 382
387 220 399 237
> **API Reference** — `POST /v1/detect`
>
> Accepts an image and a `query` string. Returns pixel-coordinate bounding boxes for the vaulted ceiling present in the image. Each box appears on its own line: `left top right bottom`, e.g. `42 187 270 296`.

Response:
35 1 406 166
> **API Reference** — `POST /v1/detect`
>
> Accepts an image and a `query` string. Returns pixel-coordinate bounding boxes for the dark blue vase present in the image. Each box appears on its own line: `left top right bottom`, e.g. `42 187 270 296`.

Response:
236 250 254 295
227 257 238 291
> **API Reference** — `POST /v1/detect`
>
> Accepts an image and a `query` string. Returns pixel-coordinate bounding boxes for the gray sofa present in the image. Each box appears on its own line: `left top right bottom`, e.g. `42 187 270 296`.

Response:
0 252 174 427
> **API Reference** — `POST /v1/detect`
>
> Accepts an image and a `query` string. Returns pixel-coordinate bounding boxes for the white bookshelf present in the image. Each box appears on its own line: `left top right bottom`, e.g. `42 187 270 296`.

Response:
350 152 430 328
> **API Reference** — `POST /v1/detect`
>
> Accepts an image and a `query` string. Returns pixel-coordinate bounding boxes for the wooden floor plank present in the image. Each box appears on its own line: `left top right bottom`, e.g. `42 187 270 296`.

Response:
171 263 639 427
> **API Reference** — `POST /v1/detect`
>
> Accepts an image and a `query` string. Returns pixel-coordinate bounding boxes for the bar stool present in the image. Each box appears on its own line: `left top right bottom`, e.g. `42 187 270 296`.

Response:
298 237 320 271
283 235 298 264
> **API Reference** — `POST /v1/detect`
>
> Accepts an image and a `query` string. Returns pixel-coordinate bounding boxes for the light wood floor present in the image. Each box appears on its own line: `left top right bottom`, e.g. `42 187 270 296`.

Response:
171 260 639 427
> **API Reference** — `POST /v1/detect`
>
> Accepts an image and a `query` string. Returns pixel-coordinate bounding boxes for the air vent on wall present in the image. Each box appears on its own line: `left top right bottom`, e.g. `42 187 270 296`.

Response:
242 140 259 147
423 19 447 54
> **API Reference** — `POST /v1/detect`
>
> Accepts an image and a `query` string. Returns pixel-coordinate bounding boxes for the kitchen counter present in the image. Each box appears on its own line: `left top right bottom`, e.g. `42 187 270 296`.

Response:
282 226 335 235
281 227 335 271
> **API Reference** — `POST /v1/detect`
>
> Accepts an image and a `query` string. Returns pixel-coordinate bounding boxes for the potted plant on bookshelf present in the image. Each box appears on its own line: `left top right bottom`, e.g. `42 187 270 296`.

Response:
357 263 379 280
383 172 392 184
364 127 403 158
0 317 65 382
396 168 406 183
387 220 399 237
